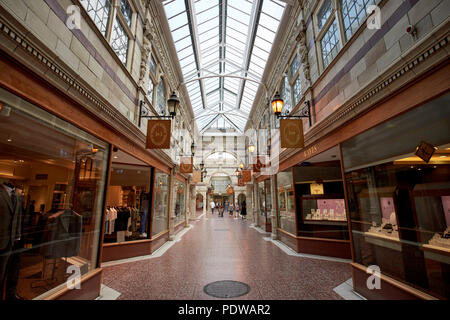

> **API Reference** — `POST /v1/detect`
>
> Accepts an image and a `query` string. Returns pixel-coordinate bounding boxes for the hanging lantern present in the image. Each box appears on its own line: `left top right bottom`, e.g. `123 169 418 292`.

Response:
271 91 284 117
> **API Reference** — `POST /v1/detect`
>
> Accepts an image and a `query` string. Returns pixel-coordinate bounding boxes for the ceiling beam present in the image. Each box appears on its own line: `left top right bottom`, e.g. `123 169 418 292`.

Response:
235 0 263 111
185 0 207 109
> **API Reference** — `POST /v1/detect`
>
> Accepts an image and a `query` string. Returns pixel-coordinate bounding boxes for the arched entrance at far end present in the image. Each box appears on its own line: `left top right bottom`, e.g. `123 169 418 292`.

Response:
196 193 204 210
237 193 246 206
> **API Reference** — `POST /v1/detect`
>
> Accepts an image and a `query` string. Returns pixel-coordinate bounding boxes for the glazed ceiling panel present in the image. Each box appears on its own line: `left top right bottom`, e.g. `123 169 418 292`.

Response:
163 0 286 133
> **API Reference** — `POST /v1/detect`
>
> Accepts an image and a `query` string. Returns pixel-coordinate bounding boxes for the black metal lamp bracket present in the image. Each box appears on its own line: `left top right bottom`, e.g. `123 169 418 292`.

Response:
138 100 174 127
276 100 312 127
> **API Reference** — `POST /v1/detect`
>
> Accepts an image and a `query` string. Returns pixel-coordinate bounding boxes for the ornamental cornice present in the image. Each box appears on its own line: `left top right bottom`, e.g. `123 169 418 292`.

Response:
278 27 450 165
248 2 302 129
0 15 174 167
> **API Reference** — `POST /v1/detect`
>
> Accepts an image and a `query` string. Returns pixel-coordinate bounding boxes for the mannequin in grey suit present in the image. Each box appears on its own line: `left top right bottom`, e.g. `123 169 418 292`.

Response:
0 183 23 294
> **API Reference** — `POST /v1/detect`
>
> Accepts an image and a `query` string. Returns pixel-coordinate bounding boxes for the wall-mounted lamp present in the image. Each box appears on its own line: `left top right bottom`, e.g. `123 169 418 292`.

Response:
138 91 179 127
191 142 196 157
271 92 312 126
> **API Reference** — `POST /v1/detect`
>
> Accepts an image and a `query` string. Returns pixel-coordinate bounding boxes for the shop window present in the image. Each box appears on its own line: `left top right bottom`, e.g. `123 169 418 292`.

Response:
258 181 266 227
111 17 129 65
156 79 166 116
293 148 349 240
152 171 169 237
0 88 108 300
175 181 185 225
80 0 112 37
277 170 296 235
104 151 152 243
342 93 450 299
265 179 272 221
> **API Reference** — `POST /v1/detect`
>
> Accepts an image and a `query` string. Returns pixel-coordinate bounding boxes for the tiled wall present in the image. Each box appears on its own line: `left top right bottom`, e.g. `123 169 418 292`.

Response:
305 0 449 125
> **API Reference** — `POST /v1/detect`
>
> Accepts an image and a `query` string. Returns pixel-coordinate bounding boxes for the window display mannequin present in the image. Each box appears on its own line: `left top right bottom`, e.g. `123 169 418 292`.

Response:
0 179 24 300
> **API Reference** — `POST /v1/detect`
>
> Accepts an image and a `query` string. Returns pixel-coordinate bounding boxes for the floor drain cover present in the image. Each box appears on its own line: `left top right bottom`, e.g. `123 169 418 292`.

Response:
204 280 250 298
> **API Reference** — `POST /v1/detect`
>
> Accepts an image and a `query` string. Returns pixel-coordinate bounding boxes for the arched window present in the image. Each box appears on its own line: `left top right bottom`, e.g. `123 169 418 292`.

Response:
156 79 166 115
206 152 237 161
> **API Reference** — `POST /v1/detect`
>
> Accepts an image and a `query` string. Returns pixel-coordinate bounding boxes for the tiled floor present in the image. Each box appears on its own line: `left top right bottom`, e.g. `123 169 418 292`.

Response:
102 213 352 300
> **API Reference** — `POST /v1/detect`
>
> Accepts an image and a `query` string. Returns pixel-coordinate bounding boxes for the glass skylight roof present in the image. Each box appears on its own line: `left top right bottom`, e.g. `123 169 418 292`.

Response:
163 0 286 133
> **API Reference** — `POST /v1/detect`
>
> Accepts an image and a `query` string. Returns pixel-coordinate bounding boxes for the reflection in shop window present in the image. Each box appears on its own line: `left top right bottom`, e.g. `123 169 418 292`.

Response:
342 93 450 299
104 161 152 243
277 170 296 235
175 181 185 225
0 88 108 300
152 171 169 237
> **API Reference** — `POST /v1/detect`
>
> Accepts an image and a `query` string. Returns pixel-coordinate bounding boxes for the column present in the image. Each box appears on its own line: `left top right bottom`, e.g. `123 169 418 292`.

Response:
270 174 278 240
185 176 191 227
252 176 259 226
190 184 196 221
246 184 253 221
202 191 207 216
168 166 177 241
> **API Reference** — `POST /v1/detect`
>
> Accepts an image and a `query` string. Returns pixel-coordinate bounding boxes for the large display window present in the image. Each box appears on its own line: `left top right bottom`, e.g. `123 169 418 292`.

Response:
104 151 153 243
265 179 272 222
342 93 450 299
258 181 266 227
174 180 185 225
0 88 108 300
277 170 296 235
152 170 169 237
293 147 349 240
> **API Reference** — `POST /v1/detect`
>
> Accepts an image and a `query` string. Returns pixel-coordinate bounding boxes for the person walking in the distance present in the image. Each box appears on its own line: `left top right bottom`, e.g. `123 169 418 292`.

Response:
241 200 247 220
224 201 229 217
210 200 215 215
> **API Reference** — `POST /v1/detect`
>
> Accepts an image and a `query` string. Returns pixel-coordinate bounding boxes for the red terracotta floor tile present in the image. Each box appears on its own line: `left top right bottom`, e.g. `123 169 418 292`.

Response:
102 215 351 300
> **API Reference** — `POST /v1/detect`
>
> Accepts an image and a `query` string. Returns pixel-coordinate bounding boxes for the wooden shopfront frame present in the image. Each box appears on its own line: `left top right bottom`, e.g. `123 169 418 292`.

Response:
0 51 173 299
174 174 188 234
256 175 272 232
101 163 171 263
276 150 351 259
278 60 450 299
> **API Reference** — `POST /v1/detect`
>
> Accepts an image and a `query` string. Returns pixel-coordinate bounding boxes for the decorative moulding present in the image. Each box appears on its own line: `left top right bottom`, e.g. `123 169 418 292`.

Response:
0 16 174 167
278 31 450 165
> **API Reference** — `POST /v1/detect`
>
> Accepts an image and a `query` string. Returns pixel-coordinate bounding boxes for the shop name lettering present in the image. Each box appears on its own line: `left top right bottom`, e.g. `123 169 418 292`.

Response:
178 304 271 317
303 145 318 157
